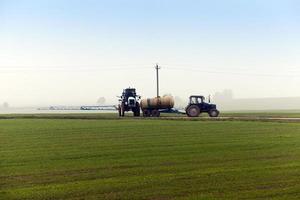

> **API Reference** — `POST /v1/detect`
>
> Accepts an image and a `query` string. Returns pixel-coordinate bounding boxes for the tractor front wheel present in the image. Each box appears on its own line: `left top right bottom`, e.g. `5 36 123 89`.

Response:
186 105 200 117
209 109 219 117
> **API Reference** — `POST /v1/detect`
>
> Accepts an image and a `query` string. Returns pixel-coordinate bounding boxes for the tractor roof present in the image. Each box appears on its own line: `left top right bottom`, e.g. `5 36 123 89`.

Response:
124 88 136 91
189 95 204 98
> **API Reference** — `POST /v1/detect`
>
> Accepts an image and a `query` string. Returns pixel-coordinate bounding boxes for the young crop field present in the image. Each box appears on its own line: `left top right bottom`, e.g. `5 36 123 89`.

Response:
1 117 300 199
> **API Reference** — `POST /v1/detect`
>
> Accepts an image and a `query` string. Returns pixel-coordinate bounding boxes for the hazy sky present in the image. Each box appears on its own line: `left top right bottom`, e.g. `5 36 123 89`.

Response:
1 0 300 106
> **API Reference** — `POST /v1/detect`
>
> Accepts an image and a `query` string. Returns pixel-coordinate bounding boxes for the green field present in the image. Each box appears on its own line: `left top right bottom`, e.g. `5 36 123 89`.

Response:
1 117 300 199
1 110 300 120
221 111 300 118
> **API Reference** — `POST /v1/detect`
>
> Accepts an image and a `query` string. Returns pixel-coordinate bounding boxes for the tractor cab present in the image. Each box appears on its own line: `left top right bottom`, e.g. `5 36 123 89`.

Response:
189 95 205 104
186 95 219 117
122 88 137 98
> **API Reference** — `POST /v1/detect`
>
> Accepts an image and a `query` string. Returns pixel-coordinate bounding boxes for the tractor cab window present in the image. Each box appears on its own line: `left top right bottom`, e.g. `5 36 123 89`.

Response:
197 97 204 103
190 97 196 104
190 97 198 104
190 96 204 104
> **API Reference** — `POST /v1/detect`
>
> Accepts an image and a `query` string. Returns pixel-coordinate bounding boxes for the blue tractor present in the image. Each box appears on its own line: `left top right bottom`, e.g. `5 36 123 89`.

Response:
118 88 141 117
185 95 220 117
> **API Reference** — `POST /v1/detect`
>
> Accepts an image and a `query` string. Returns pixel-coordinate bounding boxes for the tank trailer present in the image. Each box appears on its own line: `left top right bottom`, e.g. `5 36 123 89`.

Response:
140 95 174 117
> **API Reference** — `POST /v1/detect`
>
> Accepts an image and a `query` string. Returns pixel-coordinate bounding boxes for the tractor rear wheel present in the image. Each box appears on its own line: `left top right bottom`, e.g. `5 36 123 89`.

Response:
133 110 140 117
118 105 122 117
133 107 140 117
209 109 219 117
186 105 200 117
121 104 125 117
151 110 160 117
134 102 141 117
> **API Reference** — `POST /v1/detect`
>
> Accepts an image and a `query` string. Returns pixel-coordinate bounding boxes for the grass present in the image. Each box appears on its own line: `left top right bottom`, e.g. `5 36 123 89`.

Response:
221 111 300 118
1 110 300 120
1 117 300 199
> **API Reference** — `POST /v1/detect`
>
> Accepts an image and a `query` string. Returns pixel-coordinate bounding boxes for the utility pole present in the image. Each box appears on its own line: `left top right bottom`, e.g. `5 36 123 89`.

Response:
155 64 161 97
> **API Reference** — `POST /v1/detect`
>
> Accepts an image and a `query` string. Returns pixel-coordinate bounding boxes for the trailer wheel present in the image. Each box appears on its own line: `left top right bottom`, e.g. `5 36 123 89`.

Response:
143 110 151 117
209 109 219 117
186 105 200 117
151 110 160 117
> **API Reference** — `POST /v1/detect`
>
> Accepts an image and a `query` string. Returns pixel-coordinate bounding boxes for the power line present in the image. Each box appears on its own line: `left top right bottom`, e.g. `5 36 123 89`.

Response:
162 63 300 73
0 63 155 69
162 66 299 78
0 66 153 72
